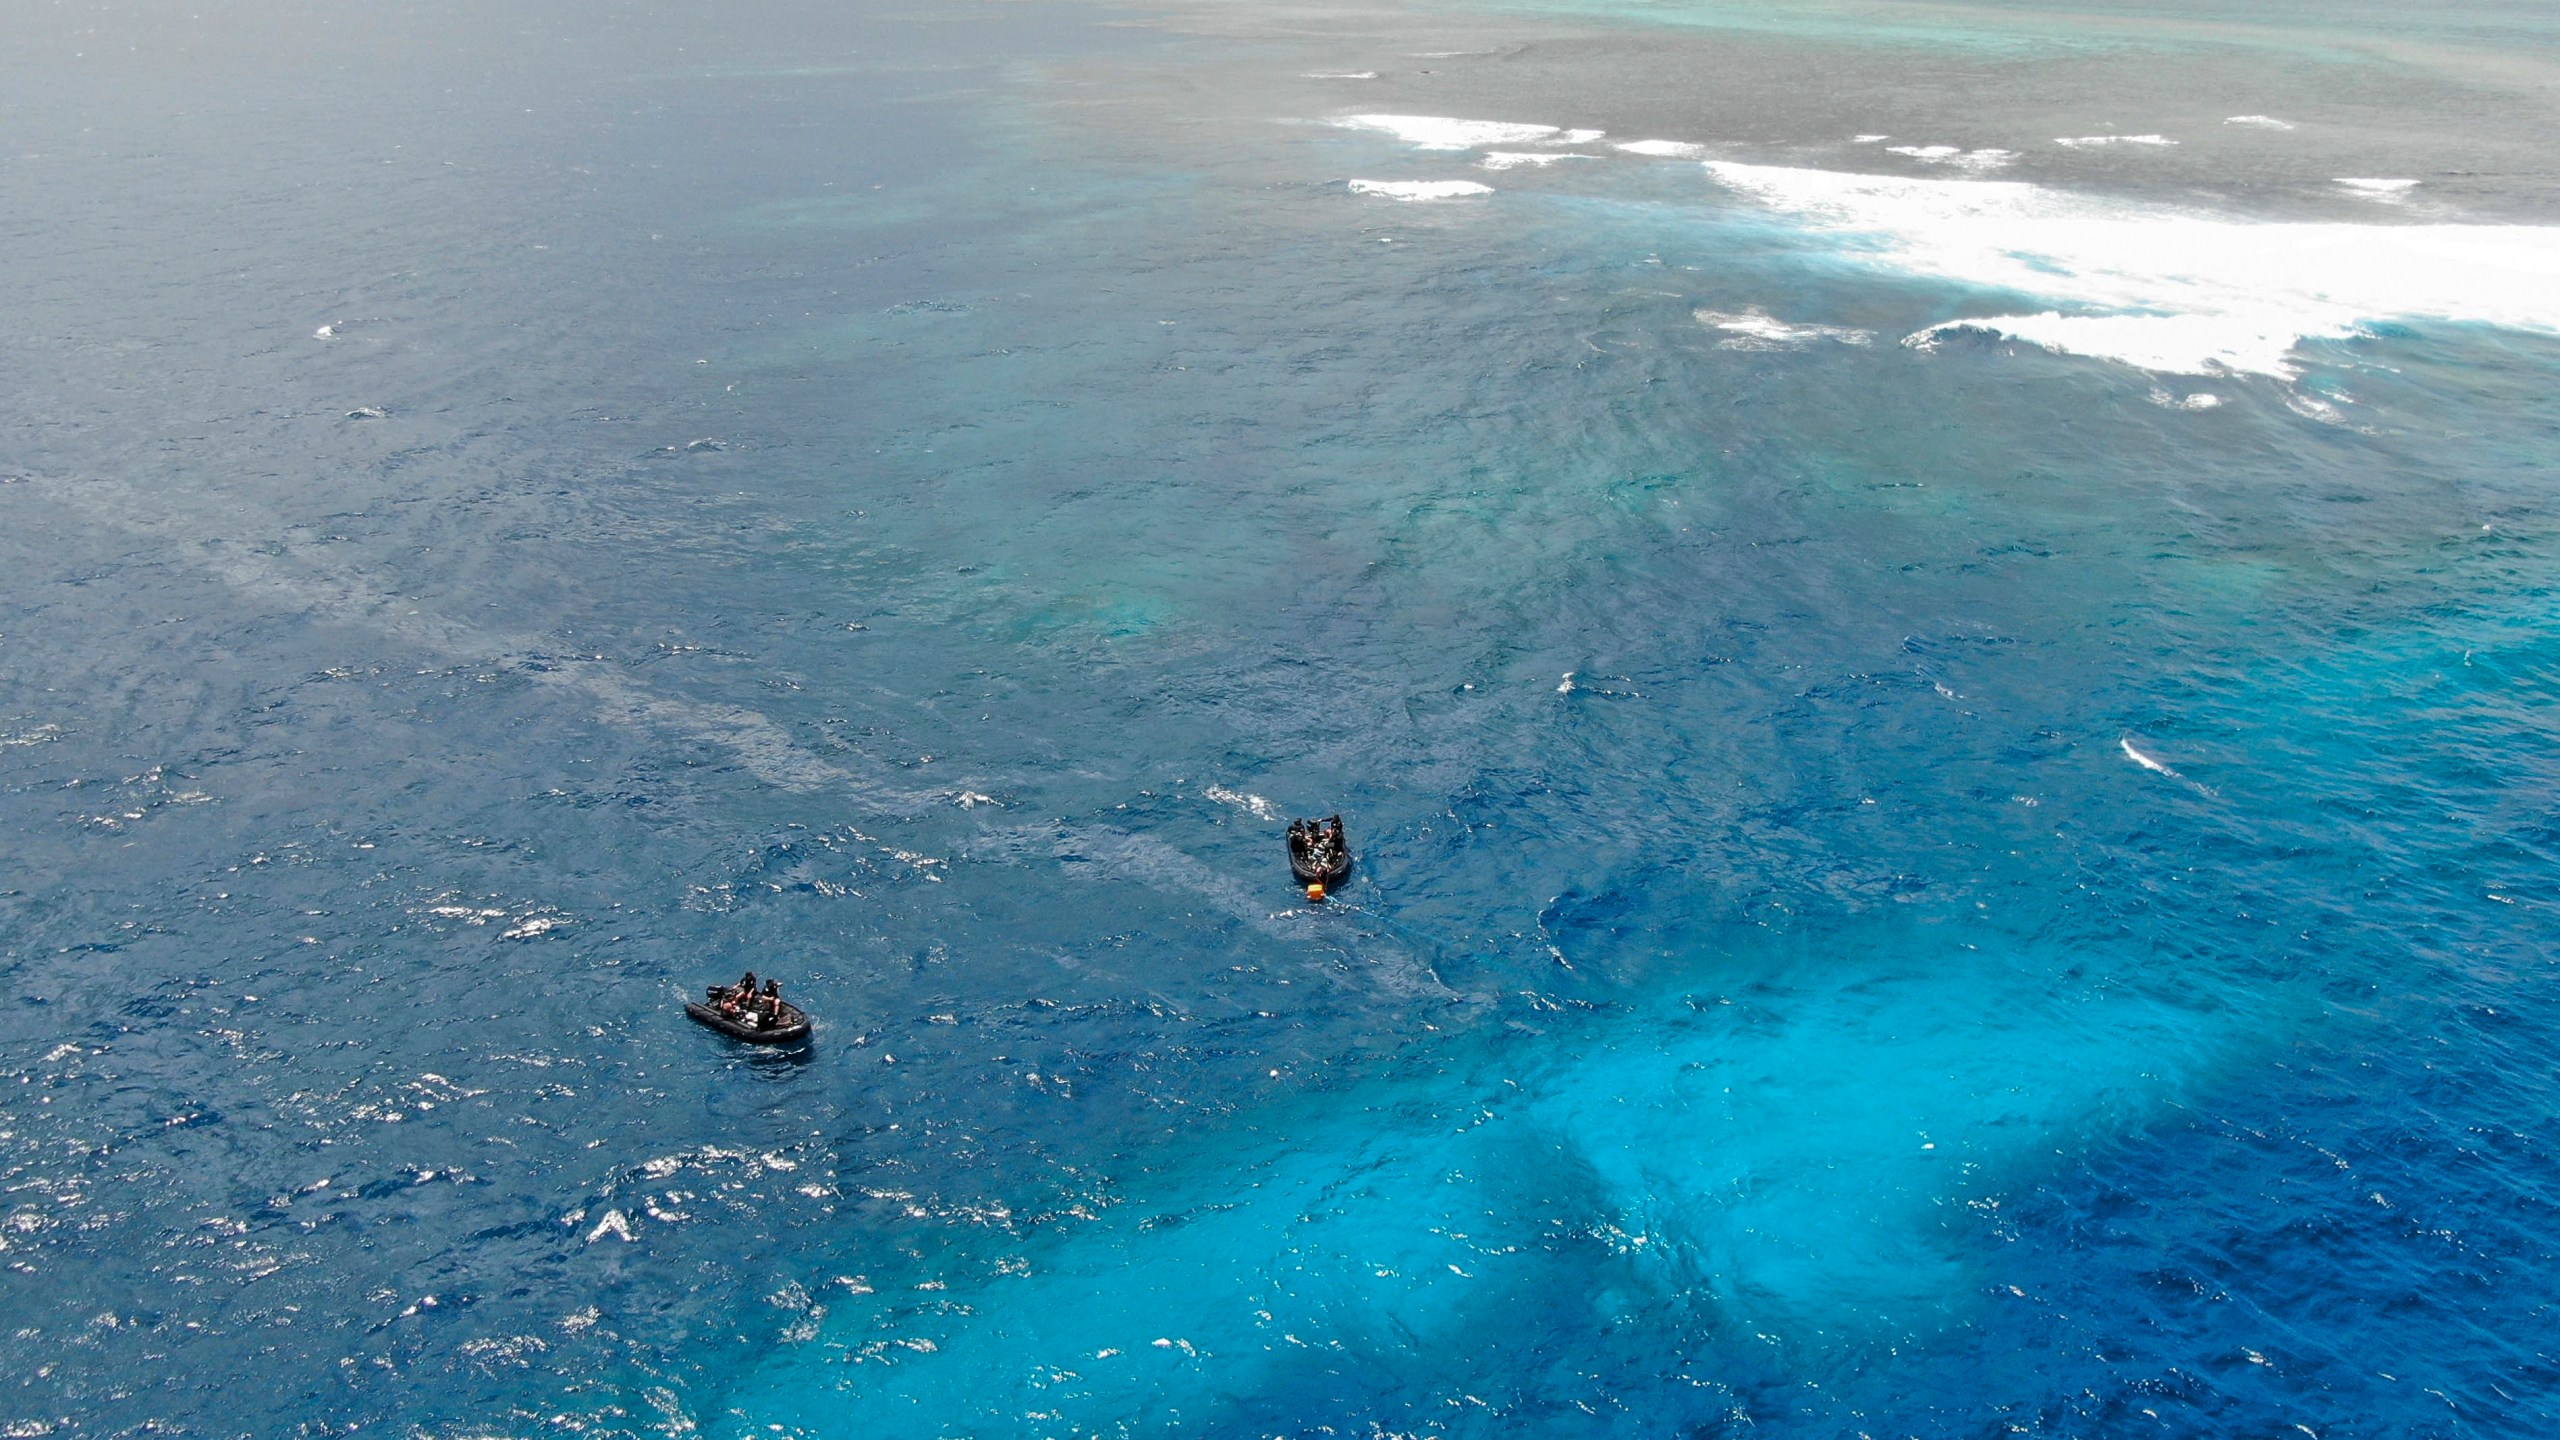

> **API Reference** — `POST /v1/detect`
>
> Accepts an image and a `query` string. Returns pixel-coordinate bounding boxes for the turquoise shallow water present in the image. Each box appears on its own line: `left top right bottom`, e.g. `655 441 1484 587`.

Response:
3 0 2559 1435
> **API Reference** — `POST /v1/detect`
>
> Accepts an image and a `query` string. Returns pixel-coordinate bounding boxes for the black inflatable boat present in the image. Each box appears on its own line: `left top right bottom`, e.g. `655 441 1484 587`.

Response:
686 997 811 1045
1287 815 1352 887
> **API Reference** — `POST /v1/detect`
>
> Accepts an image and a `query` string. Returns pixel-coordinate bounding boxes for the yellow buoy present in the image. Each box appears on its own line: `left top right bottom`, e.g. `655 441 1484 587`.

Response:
1305 882 1326 903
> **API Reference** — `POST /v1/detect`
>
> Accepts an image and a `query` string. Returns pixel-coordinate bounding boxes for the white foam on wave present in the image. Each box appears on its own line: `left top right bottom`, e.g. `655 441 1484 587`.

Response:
1694 308 1874 349
2225 115 2296 130
1203 785 1279 821
2337 177 2419 203
1615 139 1707 159
499 913 571 940
1481 150 1596 170
2053 134 2176 148
1853 134 1890 144
1334 114 1558 150
1553 128 1606 145
1305 71 1379 80
1700 159 2560 377
2120 738 2178 777
1349 178 1493 201
2147 388 2223 410
1888 145 2016 171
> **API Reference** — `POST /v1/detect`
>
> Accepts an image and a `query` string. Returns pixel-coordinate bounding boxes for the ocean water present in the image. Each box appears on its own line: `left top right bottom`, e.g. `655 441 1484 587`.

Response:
5 0 2560 1435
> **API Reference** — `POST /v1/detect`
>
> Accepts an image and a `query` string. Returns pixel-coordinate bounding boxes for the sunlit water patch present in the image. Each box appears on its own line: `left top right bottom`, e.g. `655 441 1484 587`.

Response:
725 918 2281 1436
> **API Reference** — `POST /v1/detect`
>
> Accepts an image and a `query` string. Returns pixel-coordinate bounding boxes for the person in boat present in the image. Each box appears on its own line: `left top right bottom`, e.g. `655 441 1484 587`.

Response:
761 978 782 1012
1289 816 1341 873
1307 817 1341 870
735 970 758 1000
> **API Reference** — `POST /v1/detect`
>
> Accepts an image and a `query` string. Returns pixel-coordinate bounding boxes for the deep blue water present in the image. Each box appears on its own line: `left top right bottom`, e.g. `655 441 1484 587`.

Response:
5 0 2560 1436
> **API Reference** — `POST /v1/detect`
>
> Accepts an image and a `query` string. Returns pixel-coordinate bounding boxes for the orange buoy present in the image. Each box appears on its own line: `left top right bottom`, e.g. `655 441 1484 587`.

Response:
1305 882 1326 903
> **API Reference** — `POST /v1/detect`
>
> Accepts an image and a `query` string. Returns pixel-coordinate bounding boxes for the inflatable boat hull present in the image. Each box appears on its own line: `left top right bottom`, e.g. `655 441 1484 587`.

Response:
686 1000 811 1045
1288 848 1351 887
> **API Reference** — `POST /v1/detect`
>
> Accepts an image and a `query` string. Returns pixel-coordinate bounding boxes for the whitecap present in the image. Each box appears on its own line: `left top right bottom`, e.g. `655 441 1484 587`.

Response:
1909 311 2305 375
1552 129 1606 145
1614 139 1707 159
2146 388 2223 410
1304 71 1379 80
1693 308 1874 348
2224 115 2296 130
2053 134 2176 148
1203 785 1279 821
1556 671 1641 698
2119 738 2178 777
1348 179 1493 201
1888 145 2016 171
1853 134 1890 144
2336 177 2419 203
1480 151 1596 170
1699 159 2560 377
499 913 570 940
1333 114 1558 150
